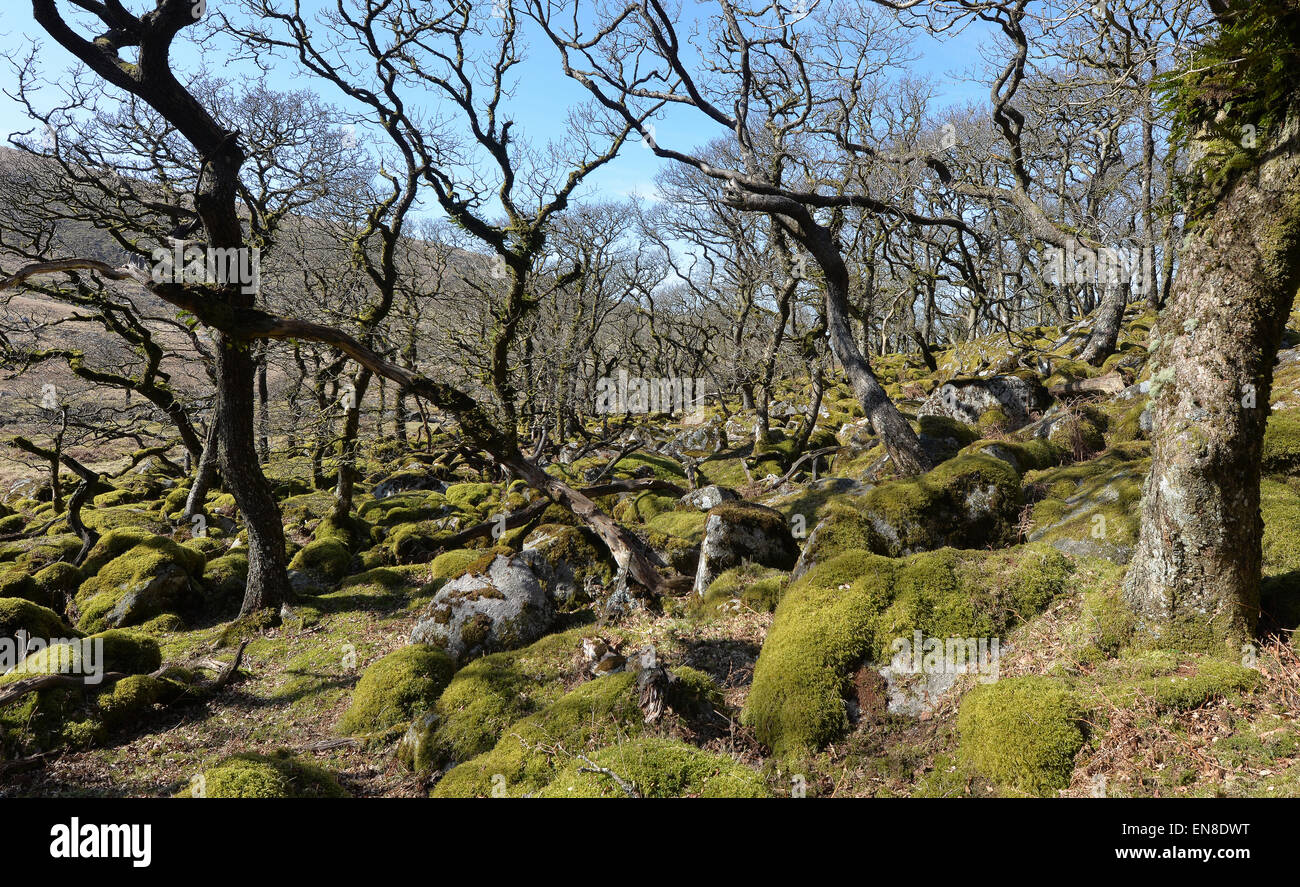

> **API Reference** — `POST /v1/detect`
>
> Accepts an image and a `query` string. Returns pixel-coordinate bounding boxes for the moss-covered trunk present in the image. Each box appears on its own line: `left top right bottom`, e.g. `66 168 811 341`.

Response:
1125 1 1300 648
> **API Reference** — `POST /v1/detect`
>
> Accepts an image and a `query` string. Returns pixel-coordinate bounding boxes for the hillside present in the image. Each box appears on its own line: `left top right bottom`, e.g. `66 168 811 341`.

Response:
2 304 1296 798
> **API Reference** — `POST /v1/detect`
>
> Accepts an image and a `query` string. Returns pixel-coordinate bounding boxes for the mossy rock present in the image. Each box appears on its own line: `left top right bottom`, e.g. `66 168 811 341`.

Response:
1264 410 1300 474
408 627 596 772
962 438 1062 475
957 676 1085 796
74 536 205 633
743 544 1072 758
0 570 49 609
0 597 76 650
181 750 349 798
536 738 770 798
202 552 249 613
33 561 84 604
1045 406 1108 456
741 550 891 759
96 673 190 729
1024 446 1149 562
699 563 787 613
80 528 157 576
288 538 353 582
521 524 615 607
792 498 883 577
858 454 1023 555
337 644 456 737
5 628 161 678
431 548 481 582
432 666 720 797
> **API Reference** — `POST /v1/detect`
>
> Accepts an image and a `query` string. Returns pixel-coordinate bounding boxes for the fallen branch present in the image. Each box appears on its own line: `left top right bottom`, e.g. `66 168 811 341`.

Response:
575 754 641 798
763 445 841 490
1048 372 1126 398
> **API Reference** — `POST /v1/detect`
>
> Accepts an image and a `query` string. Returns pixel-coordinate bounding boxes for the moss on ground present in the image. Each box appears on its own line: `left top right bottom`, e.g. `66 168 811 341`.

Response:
536 738 770 798
743 544 1072 759
337 644 456 737
957 676 1086 796
432 666 720 797
180 750 349 798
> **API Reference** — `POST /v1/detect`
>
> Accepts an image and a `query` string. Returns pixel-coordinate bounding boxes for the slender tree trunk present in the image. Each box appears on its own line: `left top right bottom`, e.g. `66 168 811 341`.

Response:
330 369 372 522
184 410 222 520
1125 92 1300 649
256 348 271 463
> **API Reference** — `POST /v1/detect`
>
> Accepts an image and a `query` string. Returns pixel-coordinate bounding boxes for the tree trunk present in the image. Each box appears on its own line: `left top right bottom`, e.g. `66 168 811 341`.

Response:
502 453 666 594
256 348 271 463
1076 281 1130 366
1124 78 1300 649
218 336 293 617
183 410 222 520
330 369 372 523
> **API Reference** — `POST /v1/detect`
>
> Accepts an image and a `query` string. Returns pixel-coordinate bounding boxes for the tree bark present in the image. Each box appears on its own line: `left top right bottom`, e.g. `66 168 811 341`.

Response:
1076 281 1131 366
184 411 222 521
1124 67 1300 648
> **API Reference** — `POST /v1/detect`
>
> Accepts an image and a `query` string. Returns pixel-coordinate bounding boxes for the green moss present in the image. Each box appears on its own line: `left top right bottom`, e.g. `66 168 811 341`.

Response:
202 552 248 613
795 499 883 570
536 738 770 798
74 536 205 633
182 750 349 798
1092 656 1261 711
742 550 891 758
977 405 1010 434
1073 587 1138 662
432 667 719 797
0 597 75 645
0 571 46 608
413 627 596 772
6 628 160 678
444 482 497 511
337 644 456 736
1263 411 1300 473
96 673 189 728
81 528 162 576
32 561 83 603
699 563 787 613
957 676 1085 796
1024 447 1149 559
288 538 353 581
644 508 708 541
859 454 1022 555
431 548 481 581
743 544 1072 758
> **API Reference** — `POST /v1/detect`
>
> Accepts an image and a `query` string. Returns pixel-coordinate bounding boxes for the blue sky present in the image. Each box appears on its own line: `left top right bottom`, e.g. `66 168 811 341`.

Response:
0 1 993 207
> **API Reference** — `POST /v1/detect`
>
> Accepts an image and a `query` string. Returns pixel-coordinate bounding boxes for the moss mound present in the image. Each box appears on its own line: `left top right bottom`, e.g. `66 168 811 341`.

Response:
407 627 593 772
337 644 456 736
699 563 787 613
74 536 205 632
859 454 1023 555
537 738 770 798
432 666 720 797
0 597 76 647
743 544 1072 758
957 676 1085 796
182 750 349 798
0 571 48 608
